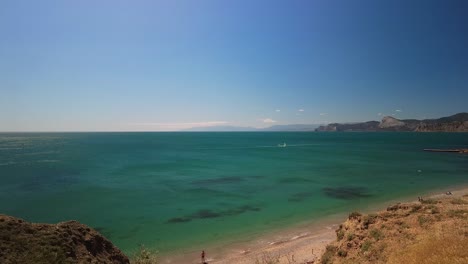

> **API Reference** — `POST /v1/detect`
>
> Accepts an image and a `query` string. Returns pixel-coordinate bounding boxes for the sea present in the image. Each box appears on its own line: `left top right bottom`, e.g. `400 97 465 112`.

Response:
1 132 467 256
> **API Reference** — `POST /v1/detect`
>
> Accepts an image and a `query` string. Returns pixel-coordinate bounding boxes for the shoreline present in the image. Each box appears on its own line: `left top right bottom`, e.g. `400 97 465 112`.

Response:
158 184 468 264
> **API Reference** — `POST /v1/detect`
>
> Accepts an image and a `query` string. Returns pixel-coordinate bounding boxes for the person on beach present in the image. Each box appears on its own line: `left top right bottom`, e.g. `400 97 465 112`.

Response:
201 250 206 264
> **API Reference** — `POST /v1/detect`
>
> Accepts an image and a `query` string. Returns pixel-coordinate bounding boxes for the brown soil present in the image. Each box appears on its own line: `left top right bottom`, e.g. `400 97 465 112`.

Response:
0 214 130 264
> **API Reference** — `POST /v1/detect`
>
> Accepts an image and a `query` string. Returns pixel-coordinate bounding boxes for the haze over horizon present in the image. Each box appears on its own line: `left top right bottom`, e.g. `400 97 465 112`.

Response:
1 0 468 131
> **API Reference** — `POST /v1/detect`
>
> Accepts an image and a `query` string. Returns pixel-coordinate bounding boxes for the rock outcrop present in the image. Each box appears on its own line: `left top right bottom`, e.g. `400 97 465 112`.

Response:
378 116 405 128
315 112 468 132
315 121 381 132
0 214 130 264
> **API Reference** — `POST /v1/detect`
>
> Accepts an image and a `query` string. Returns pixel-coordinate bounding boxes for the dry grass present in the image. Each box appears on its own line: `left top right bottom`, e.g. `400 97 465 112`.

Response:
387 228 468 264
320 195 468 264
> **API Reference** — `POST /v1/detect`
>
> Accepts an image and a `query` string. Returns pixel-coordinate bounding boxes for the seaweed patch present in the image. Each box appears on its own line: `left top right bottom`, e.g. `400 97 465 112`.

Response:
167 205 261 224
288 191 315 202
167 217 191 223
322 186 371 200
279 177 316 184
192 176 243 185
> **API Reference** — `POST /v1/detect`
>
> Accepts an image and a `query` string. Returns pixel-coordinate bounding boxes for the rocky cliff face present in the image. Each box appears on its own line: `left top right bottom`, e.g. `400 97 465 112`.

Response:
315 113 468 132
315 121 380 132
0 214 130 264
415 121 468 132
378 116 405 128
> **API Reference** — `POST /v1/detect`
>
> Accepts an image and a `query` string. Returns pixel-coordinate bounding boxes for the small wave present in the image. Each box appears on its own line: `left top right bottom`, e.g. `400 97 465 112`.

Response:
22 151 60 156
268 240 287 246
36 160 60 163
240 249 251 255
195 143 321 150
0 147 23 150
290 232 310 241
0 161 17 166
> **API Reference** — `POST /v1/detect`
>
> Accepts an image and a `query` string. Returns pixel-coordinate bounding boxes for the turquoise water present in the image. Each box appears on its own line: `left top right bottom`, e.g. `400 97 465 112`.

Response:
1 132 468 255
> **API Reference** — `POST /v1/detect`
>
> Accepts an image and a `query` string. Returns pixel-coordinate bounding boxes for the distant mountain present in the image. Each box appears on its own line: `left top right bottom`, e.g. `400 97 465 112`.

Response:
315 113 468 132
260 124 320 131
183 125 256 132
183 124 320 132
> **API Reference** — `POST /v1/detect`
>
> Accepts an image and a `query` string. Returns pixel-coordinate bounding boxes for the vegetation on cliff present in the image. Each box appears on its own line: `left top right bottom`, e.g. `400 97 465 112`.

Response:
321 195 468 264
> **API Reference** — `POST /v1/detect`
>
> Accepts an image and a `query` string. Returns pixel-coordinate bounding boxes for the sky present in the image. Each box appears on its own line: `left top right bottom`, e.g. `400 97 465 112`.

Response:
1 0 467 131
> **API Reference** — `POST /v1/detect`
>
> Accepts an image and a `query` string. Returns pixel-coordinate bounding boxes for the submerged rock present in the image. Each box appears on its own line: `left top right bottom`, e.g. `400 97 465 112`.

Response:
0 214 129 264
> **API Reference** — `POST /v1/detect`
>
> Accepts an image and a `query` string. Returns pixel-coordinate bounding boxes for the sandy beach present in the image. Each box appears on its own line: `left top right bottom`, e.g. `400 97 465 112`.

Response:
159 186 468 264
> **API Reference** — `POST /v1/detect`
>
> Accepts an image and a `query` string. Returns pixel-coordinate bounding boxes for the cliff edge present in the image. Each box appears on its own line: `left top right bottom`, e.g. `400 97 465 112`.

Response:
0 214 130 264
321 194 468 264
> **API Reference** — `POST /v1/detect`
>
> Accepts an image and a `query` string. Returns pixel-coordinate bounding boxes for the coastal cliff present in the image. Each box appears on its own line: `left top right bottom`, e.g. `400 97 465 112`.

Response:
315 112 468 132
0 214 130 264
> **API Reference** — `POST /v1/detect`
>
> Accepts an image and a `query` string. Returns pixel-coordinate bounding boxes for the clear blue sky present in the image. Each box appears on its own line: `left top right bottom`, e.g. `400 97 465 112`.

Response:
1 0 467 131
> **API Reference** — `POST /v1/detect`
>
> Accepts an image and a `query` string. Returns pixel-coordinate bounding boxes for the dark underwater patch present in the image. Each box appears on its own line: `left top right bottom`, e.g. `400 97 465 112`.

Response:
184 187 249 199
192 176 243 185
279 177 315 184
167 205 261 224
322 186 371 200
167 217 192 223
288 191 315 202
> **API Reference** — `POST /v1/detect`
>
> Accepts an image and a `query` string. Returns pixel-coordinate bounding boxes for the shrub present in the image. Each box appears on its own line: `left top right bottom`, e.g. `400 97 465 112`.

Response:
362 214 378 229
370 229 384 241
361 240 372 252
347 232 355 241
421 199 438 205
425 205 440 214
410 204 422 213
321 245 337 264
349 211 362 220
338 249 348 257
401 222 410 229
336 229 345 241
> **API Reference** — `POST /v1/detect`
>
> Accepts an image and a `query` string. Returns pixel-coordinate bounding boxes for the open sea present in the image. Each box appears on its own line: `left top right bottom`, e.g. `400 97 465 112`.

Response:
1 132 467 256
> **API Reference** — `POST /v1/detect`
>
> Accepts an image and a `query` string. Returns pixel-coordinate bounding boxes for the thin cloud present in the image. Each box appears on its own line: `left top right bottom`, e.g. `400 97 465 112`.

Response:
298 109 305 112
378 113 383 116
261 118 277 123
319 113 328 116
395 109 402 112
275 109 281 112
128 121 228 130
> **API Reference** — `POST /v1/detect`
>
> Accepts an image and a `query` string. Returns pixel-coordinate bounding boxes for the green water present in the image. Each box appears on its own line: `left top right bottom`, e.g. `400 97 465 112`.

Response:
1 132 467 254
